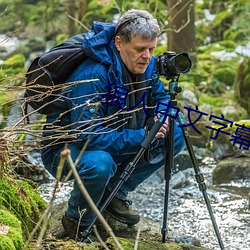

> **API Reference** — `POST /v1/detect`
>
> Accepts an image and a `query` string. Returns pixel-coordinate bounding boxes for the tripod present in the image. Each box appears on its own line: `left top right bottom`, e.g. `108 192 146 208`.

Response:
82 77 225 250
161 77 225 249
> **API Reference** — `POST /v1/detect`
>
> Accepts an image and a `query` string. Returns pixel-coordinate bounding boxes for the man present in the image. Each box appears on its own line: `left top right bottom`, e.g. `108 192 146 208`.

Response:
41 9 185 241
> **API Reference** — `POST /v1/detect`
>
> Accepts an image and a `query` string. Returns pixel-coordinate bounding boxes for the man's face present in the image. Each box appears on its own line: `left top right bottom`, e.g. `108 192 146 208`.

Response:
115 35 157 74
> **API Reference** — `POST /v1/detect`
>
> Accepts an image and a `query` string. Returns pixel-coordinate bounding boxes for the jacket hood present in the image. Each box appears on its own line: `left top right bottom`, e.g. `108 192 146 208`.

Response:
82 21 116 65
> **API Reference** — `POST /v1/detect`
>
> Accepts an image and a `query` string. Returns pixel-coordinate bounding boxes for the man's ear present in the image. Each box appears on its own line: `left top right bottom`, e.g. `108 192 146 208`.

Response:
115 36 122 51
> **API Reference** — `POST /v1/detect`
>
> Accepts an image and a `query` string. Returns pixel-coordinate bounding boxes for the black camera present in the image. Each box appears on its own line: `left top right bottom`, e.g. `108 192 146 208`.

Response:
156 51 192 79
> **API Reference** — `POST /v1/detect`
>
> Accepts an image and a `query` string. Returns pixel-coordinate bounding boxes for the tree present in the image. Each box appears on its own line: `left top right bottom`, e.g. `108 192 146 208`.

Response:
166 0 196 62
66 0 88 36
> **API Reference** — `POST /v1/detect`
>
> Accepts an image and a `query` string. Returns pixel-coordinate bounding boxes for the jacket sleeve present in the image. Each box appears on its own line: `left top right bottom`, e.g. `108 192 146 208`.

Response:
65 61 146 156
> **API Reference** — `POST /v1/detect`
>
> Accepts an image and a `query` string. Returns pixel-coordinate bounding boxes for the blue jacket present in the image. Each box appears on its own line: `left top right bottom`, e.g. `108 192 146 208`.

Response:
44 21 170 156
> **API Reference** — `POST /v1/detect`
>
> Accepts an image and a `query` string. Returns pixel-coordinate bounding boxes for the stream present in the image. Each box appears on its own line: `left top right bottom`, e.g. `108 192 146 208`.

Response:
38 156 250 250
1 33 249 250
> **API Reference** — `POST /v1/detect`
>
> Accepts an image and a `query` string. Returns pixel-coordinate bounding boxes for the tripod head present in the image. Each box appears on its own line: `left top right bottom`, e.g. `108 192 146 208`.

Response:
168 76 182 103
156 51 192 80
156 51 192 101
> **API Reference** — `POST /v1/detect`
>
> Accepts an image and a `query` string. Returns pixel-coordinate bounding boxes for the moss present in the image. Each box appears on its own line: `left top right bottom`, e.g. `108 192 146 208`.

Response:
105 237 208 250
7 228 24 249
29 239 98 250
1 54 25 69
0 91 17 109
0 54 26 87
0 175 47 239
208 10 234 42
213 67 235 86
234 58 250 115
199 95 224 108
217 40 237 51
0 235 16 250
0 209 24 249
0 209 21 229
55 34 68 45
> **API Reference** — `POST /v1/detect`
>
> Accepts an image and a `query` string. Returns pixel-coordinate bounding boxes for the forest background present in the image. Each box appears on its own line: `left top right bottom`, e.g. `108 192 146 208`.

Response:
0 0 250 130
0 0 250 249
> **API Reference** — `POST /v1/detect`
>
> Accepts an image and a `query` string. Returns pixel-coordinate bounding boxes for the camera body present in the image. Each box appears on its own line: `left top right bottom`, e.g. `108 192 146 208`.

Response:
156 51 192 79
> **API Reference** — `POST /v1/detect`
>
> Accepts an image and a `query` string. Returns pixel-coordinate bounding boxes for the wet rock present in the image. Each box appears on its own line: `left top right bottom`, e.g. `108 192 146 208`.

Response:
12 150 51 183
213 156 250 184
170 168 193 189
210 133 236 160
45 201 210 250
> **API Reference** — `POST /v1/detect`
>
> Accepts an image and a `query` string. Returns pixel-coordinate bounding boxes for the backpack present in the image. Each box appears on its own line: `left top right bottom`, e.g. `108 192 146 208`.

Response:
24 34 87 115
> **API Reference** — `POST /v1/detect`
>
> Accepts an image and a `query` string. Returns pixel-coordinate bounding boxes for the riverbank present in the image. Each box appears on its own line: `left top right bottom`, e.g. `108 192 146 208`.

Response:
39 156 250 250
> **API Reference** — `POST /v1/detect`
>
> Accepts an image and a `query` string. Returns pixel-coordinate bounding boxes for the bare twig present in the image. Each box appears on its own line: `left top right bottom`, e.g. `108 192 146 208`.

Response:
93 225 110 250
134 220 142 250
61 148 124 250
68 14 90 31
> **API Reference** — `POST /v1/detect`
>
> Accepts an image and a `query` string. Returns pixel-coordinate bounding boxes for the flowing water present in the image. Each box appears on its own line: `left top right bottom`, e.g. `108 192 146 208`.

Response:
128 158 250 250
38 157 250 250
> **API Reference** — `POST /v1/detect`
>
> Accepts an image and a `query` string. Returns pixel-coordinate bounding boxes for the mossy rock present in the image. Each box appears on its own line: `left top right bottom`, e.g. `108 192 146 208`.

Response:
198 91 248 121
207 119 250 158
234 57 250 116
0 175 47 239
213 67 235 86
0 209 24 250
106 237 210 250
213 157 250 184
28 239 211 250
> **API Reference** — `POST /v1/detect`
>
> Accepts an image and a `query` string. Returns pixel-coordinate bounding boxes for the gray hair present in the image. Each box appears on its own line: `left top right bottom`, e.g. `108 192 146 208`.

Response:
115 9 160 43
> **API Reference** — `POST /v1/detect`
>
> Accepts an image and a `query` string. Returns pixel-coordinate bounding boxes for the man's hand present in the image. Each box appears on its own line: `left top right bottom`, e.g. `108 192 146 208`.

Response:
154 115 169 139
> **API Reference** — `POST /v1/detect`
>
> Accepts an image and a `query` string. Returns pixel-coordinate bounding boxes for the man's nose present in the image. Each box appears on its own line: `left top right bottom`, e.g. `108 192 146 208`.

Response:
142 49 151 59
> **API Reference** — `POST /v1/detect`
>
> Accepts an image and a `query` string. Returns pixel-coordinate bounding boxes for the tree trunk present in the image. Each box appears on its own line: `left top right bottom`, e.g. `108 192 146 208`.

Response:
67 0 77 36
167 0 196 62
78 0 88 20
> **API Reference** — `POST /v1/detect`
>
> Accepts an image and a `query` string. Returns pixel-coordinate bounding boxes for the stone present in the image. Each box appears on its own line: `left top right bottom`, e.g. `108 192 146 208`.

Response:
213 156 250 184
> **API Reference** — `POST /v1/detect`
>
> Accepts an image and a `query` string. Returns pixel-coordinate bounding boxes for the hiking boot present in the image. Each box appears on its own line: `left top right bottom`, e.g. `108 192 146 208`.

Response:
105 196 140 225
61 213 97 243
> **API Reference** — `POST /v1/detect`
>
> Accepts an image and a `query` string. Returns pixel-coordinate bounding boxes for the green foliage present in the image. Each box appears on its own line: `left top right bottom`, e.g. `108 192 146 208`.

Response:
1 54 25 69
55 33 69 45
192 41 241 95
154 44 167 57
234 57 250 115
0 54 26 85
196 0 250 47
209 10 234 42
0 91 16 108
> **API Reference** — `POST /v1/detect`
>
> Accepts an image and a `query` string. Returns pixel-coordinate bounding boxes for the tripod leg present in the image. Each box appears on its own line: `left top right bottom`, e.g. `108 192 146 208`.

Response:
162 117 175 243
81 118 164 240
177 113 225 250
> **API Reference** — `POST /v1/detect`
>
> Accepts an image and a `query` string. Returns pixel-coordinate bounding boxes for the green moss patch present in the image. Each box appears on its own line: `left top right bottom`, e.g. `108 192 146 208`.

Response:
0 175 47 239
0 209 24 250
106 237 210 250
